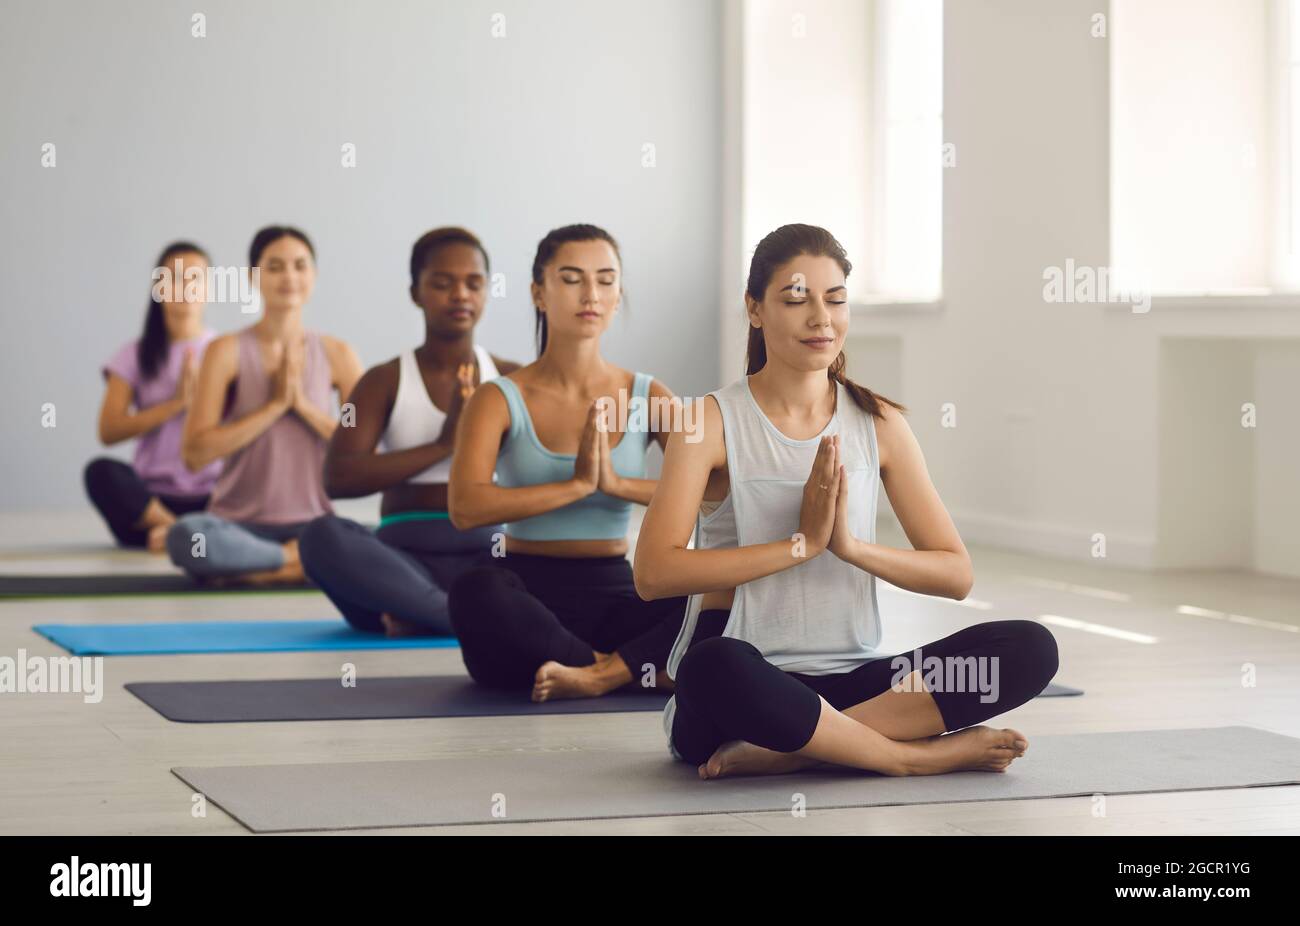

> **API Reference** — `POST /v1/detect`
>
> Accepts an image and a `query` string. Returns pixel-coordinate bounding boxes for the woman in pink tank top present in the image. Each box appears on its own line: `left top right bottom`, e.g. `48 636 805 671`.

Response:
165 226 363 586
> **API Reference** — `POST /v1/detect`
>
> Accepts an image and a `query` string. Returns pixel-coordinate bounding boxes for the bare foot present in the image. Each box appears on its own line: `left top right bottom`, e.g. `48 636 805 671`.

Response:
226 541 305 588
379 613 427 638
532 653 630 702
532 661 607 701
896 726 1028 776
146 524 170 554
699 740 822 780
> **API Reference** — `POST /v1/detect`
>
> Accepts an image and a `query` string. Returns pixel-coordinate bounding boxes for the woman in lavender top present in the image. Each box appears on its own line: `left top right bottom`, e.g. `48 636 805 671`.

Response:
85 242 223 552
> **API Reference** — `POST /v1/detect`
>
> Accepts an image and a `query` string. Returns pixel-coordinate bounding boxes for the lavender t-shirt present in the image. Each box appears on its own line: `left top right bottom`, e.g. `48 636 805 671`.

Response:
102 331 223 498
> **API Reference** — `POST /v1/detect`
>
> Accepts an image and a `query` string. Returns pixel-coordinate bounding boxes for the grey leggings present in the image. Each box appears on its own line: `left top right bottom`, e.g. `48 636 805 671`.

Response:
165 513 308 577
298 514 499 635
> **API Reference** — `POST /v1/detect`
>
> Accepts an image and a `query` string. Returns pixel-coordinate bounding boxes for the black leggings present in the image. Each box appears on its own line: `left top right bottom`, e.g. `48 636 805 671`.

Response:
447 553 689 690
83 457 209 548
670 613 1060 766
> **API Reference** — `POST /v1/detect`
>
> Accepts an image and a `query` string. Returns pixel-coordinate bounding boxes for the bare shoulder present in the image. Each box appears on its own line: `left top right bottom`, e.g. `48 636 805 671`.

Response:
208 332 239 357
489 354 522 375
319 333 359 363
667 392 725 467
203 333 240 372
870 399 913 474
354 356 400 396
466 374 511 419
646 375 675 401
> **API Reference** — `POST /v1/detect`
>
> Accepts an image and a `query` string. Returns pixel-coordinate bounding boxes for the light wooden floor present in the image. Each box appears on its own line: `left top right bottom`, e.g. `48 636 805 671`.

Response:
2 510 1298 835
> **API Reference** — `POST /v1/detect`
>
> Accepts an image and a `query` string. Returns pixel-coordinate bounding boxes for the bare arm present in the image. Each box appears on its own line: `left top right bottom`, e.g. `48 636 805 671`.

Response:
292 336 365 442
97 374 187 445
181 335 288 471
596 378 675 505
447 382 597 530
323 359 456 498
827 404 973 600
632 396 842 601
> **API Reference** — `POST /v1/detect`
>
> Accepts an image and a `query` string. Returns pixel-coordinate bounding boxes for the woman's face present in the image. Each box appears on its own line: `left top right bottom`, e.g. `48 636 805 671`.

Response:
531 239 621 345
412 242 488 337
746 254 849 373
161 250 209 328
257 235 315 312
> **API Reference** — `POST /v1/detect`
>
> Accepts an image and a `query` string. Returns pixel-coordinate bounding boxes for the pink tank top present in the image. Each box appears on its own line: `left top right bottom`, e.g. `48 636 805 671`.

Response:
207 327 334 524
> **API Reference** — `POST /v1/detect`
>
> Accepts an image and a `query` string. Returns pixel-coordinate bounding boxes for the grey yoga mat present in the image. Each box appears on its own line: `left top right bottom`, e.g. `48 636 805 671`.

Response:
131 677 1081 724
128 674 670 722
171 724 1296 832
129 677 1080 724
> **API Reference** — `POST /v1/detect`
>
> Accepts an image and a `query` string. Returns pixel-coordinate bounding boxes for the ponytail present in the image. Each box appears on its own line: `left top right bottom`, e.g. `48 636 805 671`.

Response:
139 241 209 381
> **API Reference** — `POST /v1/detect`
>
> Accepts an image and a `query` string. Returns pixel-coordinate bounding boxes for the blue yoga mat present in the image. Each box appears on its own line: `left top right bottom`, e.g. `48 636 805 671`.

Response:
32 621 460 656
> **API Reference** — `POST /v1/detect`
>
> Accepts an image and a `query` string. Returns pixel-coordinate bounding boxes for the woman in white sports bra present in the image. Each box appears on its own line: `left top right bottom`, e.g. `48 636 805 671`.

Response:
298 228 520 636
634 224 1060 780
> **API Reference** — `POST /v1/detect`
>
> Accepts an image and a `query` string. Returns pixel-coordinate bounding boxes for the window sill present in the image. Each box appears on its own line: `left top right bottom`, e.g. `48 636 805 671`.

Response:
1105 291 1300 312
851 298 945 315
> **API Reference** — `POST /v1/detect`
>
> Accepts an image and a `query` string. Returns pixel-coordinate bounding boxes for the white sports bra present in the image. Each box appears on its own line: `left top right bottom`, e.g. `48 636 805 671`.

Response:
380 344 500 485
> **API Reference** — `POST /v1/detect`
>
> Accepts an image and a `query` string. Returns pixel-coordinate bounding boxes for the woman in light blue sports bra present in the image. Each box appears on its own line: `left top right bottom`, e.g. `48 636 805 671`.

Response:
447 224 690 703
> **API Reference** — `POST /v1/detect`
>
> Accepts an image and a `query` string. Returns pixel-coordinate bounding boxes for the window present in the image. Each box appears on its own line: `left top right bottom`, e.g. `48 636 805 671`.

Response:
738 0 943 304
1110 0 1277 295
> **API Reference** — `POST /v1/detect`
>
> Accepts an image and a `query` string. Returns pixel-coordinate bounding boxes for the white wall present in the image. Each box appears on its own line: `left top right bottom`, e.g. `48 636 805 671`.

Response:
725 0 1300 575
0 0 720 511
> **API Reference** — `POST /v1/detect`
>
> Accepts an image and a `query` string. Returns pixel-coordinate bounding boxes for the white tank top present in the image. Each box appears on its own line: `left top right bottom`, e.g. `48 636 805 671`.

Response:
662 376 885 755
380 344 500 485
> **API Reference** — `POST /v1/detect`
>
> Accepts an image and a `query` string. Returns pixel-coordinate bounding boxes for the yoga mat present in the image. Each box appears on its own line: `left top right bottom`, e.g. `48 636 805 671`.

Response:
127 677 1079 724
1041 682 1082 696
33 621 458 655
0 574 314 598
127 674 670 721
172 725 1300 832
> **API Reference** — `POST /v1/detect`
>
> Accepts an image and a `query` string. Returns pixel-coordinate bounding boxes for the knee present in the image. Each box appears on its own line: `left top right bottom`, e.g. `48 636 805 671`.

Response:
298 515 351 572
1003 620 1060 687
166 514 220 572
82 457 117 500
675 637 759 700
447 565 518 630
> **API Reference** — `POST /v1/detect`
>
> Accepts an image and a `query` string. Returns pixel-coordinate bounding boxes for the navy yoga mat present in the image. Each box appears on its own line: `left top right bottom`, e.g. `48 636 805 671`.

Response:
0 573 314 598
32 620 458 655
127 674 671 722
125 677 1077 724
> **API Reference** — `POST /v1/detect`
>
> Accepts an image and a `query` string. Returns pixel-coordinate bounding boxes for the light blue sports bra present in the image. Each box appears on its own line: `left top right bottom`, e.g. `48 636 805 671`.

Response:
487 372 656 541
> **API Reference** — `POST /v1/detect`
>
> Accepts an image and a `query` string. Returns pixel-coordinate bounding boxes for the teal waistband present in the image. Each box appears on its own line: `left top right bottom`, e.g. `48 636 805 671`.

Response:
377 510 452 529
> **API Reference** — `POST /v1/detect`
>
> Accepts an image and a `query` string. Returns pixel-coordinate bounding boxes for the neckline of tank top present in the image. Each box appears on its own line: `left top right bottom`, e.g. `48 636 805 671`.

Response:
407 343 494 416
740 374 841 446
497 373 646 460
240 327 320 370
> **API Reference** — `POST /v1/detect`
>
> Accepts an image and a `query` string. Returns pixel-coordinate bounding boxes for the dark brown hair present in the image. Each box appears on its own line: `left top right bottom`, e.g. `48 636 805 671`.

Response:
249 225 314 267
745 223 907 419
530 223 622 357
139 241 210 381
409 226 491 291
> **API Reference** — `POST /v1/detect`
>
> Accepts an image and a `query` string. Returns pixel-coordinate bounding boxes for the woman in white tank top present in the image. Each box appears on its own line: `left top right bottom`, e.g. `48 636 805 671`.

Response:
297 228 520 637
634 224 1059 781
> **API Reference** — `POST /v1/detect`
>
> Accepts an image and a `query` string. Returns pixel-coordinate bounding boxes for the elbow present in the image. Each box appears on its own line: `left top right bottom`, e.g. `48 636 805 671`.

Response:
180 441 209 473
322 465 351 500
950 559 974 601
446 493 482 531
632 554 664 601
